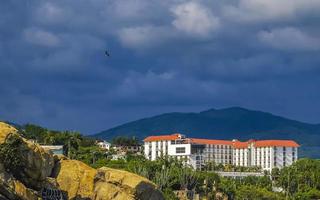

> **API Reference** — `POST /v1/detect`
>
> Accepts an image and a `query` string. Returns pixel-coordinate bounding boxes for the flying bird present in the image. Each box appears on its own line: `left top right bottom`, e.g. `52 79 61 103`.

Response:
105 50 110 57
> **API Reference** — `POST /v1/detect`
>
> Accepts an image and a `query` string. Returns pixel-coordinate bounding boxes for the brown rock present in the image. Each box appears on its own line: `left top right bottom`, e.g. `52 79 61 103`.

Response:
0 122 18 144
0 163 39 200
93 181 134 200
0 122 54 190
52 159 97 199
94 167 164 200
21 139 55 189
52 161 165 200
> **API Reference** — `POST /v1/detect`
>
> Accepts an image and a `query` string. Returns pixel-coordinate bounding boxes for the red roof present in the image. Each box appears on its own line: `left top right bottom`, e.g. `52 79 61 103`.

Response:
254 140 300 147
144 134 300 148
143 133 182 142
232 139 300 148
233 141 248 148
190 138 233 145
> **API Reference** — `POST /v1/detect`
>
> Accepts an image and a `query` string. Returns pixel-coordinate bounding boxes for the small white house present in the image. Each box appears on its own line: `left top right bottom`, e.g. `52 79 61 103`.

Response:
97 141 111 150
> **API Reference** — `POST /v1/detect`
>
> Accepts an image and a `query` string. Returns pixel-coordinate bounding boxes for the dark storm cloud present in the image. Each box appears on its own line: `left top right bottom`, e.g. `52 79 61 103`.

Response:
1 0 320 133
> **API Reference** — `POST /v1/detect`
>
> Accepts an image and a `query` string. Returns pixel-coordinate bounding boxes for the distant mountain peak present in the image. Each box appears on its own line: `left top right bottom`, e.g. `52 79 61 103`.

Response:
201 106 254 114
200 108 217 113
220 106 251 112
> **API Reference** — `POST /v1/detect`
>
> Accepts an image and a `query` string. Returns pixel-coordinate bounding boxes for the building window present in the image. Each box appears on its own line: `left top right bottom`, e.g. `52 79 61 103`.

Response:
176 147 186 154
165 143 168 154
292 151 295 161
283 148 286 166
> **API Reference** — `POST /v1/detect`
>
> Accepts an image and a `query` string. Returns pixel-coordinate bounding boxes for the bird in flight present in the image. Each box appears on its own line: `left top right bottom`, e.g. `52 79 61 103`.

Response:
105 50 110 57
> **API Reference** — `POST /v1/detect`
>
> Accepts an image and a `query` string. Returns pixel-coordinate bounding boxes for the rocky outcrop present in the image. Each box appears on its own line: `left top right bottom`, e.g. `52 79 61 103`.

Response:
0 163 39 200
52 160 97 199
93 167 163 200
0 122 55 190
0 122 164 200
0 122 18 144
51 159 164 200
23 139 55 188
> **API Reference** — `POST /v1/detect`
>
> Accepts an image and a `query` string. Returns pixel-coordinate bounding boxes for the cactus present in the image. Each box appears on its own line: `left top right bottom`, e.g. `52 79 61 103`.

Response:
177 167 199 190
153 165 173 191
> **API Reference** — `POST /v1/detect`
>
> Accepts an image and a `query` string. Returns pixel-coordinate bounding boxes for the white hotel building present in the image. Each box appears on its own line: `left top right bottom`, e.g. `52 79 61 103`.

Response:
144 133 299 171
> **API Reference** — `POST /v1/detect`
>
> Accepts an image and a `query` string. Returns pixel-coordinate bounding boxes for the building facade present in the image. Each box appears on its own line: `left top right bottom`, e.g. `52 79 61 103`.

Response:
113 145 142 153
144 133 299 171
97 140 111 150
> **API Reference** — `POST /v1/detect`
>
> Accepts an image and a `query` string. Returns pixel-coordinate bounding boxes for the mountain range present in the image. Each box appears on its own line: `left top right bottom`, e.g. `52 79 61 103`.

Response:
93 107 320 158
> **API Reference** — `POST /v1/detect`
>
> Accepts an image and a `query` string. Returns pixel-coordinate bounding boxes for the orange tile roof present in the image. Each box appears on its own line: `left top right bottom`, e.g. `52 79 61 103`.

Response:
232 141 248 148
143 133 181 142
254 140 300 147
144 134 300 148
190 138 233 145
232 139 300 148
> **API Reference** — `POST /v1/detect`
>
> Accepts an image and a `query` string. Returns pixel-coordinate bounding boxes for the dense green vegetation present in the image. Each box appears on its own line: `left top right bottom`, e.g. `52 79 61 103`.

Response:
112 136 140 146
204 162 261 172
17 124 139 166
21 124 109 166
272 158 320 199
21 124 95 146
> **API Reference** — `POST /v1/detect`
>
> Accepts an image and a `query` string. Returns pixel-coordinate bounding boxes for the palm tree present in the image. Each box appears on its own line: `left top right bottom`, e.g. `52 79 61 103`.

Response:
66 132 81 159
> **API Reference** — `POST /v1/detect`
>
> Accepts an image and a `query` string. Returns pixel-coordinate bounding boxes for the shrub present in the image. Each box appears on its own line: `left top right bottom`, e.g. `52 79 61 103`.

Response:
0 134 24 177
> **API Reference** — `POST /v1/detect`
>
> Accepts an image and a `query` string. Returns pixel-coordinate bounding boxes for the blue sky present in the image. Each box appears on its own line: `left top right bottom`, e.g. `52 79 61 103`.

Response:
1 0 320 134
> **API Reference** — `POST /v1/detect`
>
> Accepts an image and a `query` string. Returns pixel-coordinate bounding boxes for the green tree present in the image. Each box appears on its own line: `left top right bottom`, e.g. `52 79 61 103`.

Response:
276 158 320 198
235 185 284 200
66 132 82 158
112 136 139 146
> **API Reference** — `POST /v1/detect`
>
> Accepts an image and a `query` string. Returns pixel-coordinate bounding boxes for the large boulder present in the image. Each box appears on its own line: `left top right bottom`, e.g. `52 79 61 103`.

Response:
0 122 40 199
93 167 163 200
52 160 164 200
21 139 55 189
0 122 54 190
52 160 97 199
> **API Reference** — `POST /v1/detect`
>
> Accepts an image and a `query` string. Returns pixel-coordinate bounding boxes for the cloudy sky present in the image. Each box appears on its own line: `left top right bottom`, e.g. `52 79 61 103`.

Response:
1 0 320 134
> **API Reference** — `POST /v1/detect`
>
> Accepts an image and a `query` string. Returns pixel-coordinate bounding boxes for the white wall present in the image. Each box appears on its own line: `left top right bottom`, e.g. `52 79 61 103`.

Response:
168 143 191 156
